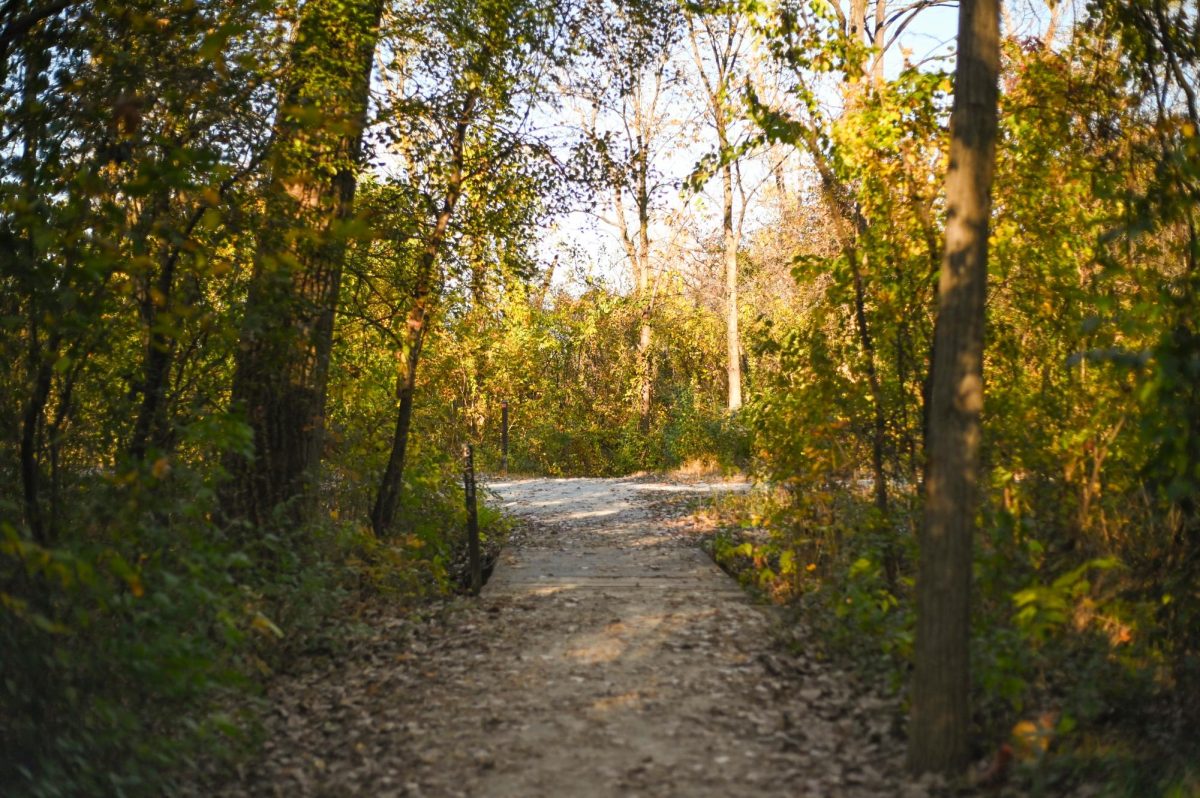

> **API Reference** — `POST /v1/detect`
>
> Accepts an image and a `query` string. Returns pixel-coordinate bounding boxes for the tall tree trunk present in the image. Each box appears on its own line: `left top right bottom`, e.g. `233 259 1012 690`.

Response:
17 34 51 546
907 0 1000 776
636 140 654 434
686 15 744 412
840 0 889 522
370 94 475 537
369 218 446 538
850 249 893 583
370 313 425 537
849 0 868 42
872 0 887 85
20 332 53 546
222 0 383 530
721 150 742 411
129 195 179 462
637 309 653 432
610 173 654 433
131 194 231 460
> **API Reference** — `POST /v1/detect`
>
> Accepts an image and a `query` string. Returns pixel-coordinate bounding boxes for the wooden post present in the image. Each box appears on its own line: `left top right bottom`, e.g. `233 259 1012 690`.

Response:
463 443 481 595
500 400 509 475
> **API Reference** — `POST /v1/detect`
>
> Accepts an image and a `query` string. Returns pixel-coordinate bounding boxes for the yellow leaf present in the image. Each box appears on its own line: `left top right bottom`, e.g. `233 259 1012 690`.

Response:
1011 711 1058 759
251 612 284 639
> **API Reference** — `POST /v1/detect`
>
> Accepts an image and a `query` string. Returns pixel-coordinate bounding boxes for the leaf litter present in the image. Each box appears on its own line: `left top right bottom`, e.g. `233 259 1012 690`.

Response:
188 476 1076 797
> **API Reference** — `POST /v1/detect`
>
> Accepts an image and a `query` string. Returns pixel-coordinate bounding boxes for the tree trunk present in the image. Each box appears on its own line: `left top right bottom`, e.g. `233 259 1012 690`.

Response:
129 222 179 462
637 311 653 432
722 153 742 411
369 244 437 538
636 140 654 433
686 15 743 413
222 0 383 530
872 0 887 85
849 0 868 42
849 249 894 583
907 0 1000 776
370 318 424 537
370 94 475 536
20 335 53 546
17 34 52 546
131 196 226 461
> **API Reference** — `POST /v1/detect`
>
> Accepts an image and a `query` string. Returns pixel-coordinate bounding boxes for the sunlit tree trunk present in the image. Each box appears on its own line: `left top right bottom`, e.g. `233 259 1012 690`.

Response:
223 0 383 530
636 144 654 433
687 12 744 412
847 0 868 44
721 147 742 411
872 0 887 85
907 0 1000 775
611 131 656 435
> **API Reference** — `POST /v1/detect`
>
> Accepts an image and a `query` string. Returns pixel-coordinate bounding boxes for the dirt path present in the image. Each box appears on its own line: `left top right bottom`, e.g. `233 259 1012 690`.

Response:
207 477 926 798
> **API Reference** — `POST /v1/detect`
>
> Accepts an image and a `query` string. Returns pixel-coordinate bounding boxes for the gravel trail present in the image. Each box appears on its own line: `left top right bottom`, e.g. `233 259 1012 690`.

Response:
205 476 924 798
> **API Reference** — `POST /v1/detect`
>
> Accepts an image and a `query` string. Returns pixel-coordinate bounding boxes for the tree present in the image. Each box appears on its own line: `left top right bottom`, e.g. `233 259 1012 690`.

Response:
686 2 751 412
368 0 569 536
907 0 1000 775
574 0 682 433
222 0 384 530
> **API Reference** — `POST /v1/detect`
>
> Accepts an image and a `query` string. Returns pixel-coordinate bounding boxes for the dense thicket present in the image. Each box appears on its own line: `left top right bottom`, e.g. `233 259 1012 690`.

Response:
2 0 1197 794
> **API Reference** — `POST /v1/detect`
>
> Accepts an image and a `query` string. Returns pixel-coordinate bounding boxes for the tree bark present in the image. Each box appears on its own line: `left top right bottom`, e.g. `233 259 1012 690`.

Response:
370 321 424 537
131 191 236 460
872 0 887 85
907 0 1000 776
222 0 383 530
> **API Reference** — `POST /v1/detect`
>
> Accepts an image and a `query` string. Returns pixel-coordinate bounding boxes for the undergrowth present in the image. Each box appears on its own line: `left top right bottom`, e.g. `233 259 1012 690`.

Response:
0 448 507 798
702 483 1200 797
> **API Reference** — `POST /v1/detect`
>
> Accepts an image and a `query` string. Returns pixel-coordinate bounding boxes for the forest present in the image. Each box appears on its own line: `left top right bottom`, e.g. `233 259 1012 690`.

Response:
1 0 1197 795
